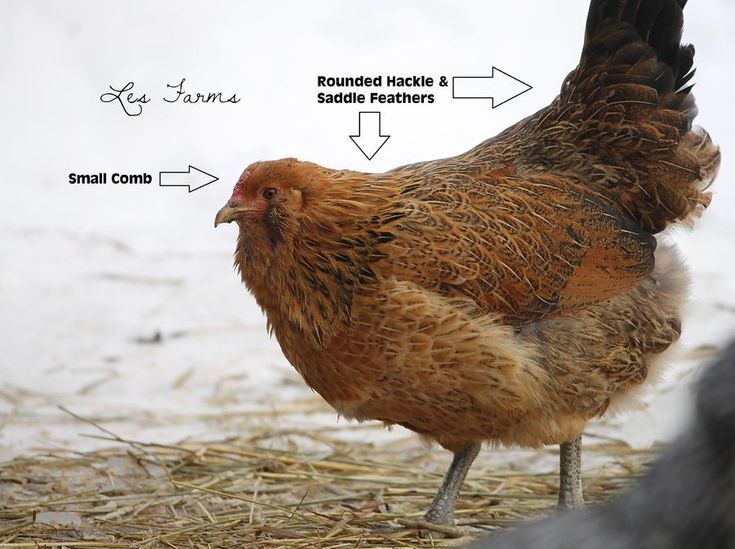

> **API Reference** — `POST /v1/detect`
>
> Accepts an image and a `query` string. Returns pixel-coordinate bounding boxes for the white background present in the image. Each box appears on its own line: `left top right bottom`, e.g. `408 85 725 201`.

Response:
1 0 733 461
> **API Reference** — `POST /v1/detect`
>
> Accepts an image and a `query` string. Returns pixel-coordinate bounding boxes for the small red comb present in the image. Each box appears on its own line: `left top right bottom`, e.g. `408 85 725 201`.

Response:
230 170 250 200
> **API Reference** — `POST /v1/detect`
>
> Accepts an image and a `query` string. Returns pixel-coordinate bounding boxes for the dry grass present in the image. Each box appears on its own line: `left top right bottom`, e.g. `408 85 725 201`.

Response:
0 409 658 548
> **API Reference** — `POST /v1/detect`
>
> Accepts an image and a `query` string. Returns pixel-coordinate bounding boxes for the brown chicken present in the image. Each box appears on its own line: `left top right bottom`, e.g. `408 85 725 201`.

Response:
215 0 720 529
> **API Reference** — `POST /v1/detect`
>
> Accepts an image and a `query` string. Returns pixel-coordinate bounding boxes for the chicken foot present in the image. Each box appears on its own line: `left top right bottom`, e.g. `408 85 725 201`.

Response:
558 435 584 509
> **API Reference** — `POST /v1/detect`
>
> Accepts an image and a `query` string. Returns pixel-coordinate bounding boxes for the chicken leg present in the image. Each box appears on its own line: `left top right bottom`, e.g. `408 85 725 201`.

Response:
558 435 584 509
423 442 482 525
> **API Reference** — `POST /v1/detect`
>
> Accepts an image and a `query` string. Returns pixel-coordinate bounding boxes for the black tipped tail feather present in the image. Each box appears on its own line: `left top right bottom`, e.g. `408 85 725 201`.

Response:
479 0 720 235
583 0 696 123
573 0 719 232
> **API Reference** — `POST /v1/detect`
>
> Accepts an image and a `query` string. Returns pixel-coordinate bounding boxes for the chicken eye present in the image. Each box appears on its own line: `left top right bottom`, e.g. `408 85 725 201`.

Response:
262 187 278 200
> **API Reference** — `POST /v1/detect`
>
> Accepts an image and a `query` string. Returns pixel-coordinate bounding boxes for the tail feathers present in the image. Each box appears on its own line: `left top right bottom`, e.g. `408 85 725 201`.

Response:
583 0 695 123
670 126 719 226
683 126 721 192
570 0 719 232
585 0 692 84
474 0 719 233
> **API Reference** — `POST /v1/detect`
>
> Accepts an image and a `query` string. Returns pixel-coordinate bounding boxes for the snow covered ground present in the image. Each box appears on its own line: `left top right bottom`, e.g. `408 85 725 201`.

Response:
1 0 734 463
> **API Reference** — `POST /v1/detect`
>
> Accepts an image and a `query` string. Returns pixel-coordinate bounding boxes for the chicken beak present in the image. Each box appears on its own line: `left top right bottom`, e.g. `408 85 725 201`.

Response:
214 205 239 227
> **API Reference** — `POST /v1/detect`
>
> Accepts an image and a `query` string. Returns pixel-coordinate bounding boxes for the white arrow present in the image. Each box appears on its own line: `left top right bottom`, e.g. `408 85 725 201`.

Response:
452 67 532 108
158 165 218 193
349 111 390 161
